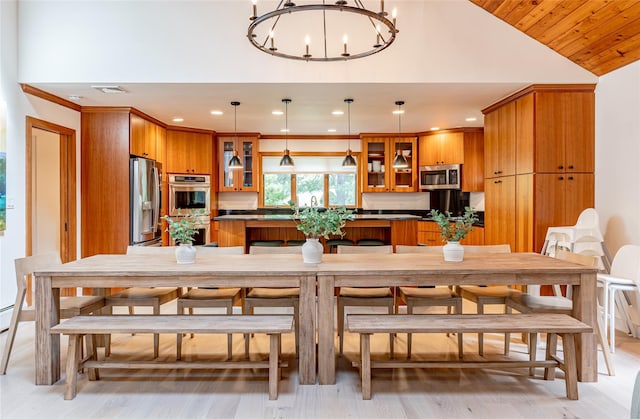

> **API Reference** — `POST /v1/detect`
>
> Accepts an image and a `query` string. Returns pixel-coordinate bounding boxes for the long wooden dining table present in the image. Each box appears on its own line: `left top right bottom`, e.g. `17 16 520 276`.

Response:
33 252 598 387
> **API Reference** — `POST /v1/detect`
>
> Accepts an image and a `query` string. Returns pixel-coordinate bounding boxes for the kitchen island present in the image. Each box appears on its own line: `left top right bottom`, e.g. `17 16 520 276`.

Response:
214 214 420 251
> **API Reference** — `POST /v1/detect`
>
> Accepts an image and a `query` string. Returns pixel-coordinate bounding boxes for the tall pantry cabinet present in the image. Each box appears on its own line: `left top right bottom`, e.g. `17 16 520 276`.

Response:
482 85 595 253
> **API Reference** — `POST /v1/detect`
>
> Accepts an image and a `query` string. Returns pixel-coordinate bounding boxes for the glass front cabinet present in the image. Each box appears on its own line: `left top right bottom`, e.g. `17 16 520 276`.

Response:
218 135 258 192
361 136 417 192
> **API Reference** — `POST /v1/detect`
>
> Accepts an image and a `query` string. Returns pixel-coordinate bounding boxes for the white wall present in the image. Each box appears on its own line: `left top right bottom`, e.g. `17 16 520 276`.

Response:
1 0 81 323
595 61 640 256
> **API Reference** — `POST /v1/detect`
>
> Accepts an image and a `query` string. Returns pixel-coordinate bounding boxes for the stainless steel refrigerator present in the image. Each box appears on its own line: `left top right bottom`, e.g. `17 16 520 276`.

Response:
130 156 162 246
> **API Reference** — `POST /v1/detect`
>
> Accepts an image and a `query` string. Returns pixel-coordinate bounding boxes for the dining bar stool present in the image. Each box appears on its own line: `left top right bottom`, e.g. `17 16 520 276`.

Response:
337 245 394 357
395 245 463 359
356 238 386 246
326 238 354 253
250 240 285 247
176 246 245 360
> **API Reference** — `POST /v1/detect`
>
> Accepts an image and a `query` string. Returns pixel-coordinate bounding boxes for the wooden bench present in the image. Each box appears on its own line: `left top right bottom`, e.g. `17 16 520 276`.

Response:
346 313 592 400
51 315 294 401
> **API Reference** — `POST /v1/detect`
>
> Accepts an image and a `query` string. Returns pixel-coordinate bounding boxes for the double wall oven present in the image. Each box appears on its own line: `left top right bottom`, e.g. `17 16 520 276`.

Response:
168 174 211 245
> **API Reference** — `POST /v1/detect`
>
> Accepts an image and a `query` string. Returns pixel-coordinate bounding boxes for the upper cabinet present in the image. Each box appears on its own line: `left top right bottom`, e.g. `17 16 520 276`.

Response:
418 131 463 165
418 128 484 192
218 135 258 192
516 91 594 174
166 129 213 175
484 101 516 179
130 114 164 161
361 136 417 193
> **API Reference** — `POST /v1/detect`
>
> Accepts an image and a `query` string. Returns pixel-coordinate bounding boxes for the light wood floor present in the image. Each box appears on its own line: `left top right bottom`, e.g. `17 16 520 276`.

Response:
1 302 639 419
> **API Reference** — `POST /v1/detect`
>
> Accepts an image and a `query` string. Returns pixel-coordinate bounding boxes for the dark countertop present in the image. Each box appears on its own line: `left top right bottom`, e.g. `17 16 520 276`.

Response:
215 208 484 226
214 214 422 221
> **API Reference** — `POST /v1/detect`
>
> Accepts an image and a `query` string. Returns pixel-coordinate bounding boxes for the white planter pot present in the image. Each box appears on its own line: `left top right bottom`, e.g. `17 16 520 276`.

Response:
175 243 197 264
443 241 464 262
302 238 324 264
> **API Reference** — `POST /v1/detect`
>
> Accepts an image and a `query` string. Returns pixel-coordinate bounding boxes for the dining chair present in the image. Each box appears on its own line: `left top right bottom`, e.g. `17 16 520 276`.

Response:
1 253 105 374
505 250 615 376
176 246 245 360
105 246 183 358
245 245 302 358
395 245 463 358
456 244 519 356
336 244 395 357
597 245 640 352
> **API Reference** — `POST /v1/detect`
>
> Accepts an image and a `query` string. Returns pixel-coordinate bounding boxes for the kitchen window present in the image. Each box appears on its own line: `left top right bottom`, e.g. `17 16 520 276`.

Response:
261 155 358 208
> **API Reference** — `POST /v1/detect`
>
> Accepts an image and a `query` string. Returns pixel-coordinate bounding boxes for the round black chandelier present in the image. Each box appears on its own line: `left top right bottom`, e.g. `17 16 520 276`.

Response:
248 1 399 62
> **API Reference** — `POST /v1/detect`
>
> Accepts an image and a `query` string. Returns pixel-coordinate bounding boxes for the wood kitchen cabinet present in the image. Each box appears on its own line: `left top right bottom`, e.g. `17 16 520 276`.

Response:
130 114 164 161
482 84 595 254
218 134 258 192
418 131 463 166
516 91 594 174
361 135 417 192
166 128 213 174
484 175 516 251
484 101 516 179
516 173 594 253
417 221 484 246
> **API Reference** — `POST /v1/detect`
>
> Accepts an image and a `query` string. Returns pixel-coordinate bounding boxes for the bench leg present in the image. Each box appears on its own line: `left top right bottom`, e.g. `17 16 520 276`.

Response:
361 333 372 400
455 299 464 359
153 304 160 359
407 303 413 359
544 333 558 381
86 334 99 381
387 305 394 359
477 302 485 356
227 305 233 361
64 335 82 400
269 333 280 400
338 296 345 355
562 333 579 400
529 332 538 376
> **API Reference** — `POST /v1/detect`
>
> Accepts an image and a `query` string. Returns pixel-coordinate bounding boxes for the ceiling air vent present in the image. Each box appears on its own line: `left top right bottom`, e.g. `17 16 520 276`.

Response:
91 85 126 94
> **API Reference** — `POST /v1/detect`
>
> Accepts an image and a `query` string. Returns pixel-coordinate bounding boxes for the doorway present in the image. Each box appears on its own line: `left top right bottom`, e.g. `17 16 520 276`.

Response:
26 117 77 302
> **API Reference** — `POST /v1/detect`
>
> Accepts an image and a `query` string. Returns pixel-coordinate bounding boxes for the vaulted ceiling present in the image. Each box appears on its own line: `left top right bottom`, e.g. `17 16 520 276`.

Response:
470 0 640 76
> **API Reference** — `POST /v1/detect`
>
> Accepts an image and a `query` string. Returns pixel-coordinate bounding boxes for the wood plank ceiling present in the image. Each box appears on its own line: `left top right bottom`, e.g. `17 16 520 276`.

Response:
469 0 640 76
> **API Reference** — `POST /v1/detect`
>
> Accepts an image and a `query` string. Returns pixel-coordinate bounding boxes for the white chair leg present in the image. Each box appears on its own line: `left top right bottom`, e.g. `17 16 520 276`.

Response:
0 287 26 374
609 289 617 352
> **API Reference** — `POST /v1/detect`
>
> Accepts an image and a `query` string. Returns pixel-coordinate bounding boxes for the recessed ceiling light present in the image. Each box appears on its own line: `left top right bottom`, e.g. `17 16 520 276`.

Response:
173 117 184 122
332 110 344 115
328 128 337 133
210 110 223 115
272 110 284 115
91 85 126 94
392 110 405 115
68 95 82 100
430 126 440 131
280 128 289 133
465 117 477 122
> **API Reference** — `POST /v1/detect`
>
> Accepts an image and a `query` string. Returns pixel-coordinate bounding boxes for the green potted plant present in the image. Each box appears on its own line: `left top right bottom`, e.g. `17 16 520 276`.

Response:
290 201 355 263
429 207 479 262
162 210 207 264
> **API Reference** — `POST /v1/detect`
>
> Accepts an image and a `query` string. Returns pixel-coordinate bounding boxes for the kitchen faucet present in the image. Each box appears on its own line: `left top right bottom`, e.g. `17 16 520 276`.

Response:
310 196 318 207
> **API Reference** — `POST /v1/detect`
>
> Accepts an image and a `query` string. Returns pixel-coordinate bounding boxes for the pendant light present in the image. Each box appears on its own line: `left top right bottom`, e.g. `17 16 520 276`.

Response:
227 101 243 169
341 98 357 168
279 98 294 167
392 100 409 169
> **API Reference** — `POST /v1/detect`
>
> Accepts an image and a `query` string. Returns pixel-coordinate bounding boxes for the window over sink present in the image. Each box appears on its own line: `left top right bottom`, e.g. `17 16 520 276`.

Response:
261 156 358 208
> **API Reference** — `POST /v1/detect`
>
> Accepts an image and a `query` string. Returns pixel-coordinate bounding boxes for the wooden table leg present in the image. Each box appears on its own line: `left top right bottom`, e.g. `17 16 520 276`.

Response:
361 333 372 400
318 274 335 385
298 274 316 385
572 272 598 382
35 275 60 385
269 333 279 400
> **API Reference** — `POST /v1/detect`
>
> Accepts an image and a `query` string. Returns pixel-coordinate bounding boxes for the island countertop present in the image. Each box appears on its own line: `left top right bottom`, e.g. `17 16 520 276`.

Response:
214 214 422 221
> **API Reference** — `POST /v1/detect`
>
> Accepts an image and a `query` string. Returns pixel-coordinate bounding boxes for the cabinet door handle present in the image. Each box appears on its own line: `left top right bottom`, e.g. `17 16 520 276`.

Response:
559 176 564 180
559 165 564 170
568 165 574 169
494 180 502 184
568 176 574 180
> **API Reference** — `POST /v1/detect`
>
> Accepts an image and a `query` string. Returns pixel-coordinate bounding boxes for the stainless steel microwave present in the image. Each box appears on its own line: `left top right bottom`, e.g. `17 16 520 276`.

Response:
419 164 461 190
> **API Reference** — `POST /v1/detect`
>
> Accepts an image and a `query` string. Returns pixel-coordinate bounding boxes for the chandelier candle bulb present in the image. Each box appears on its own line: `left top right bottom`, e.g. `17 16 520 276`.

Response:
269 31 276 51
380 0 385 15
342 34 349 57
251 0 257 20
392 8 397 28
304 35 311 58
